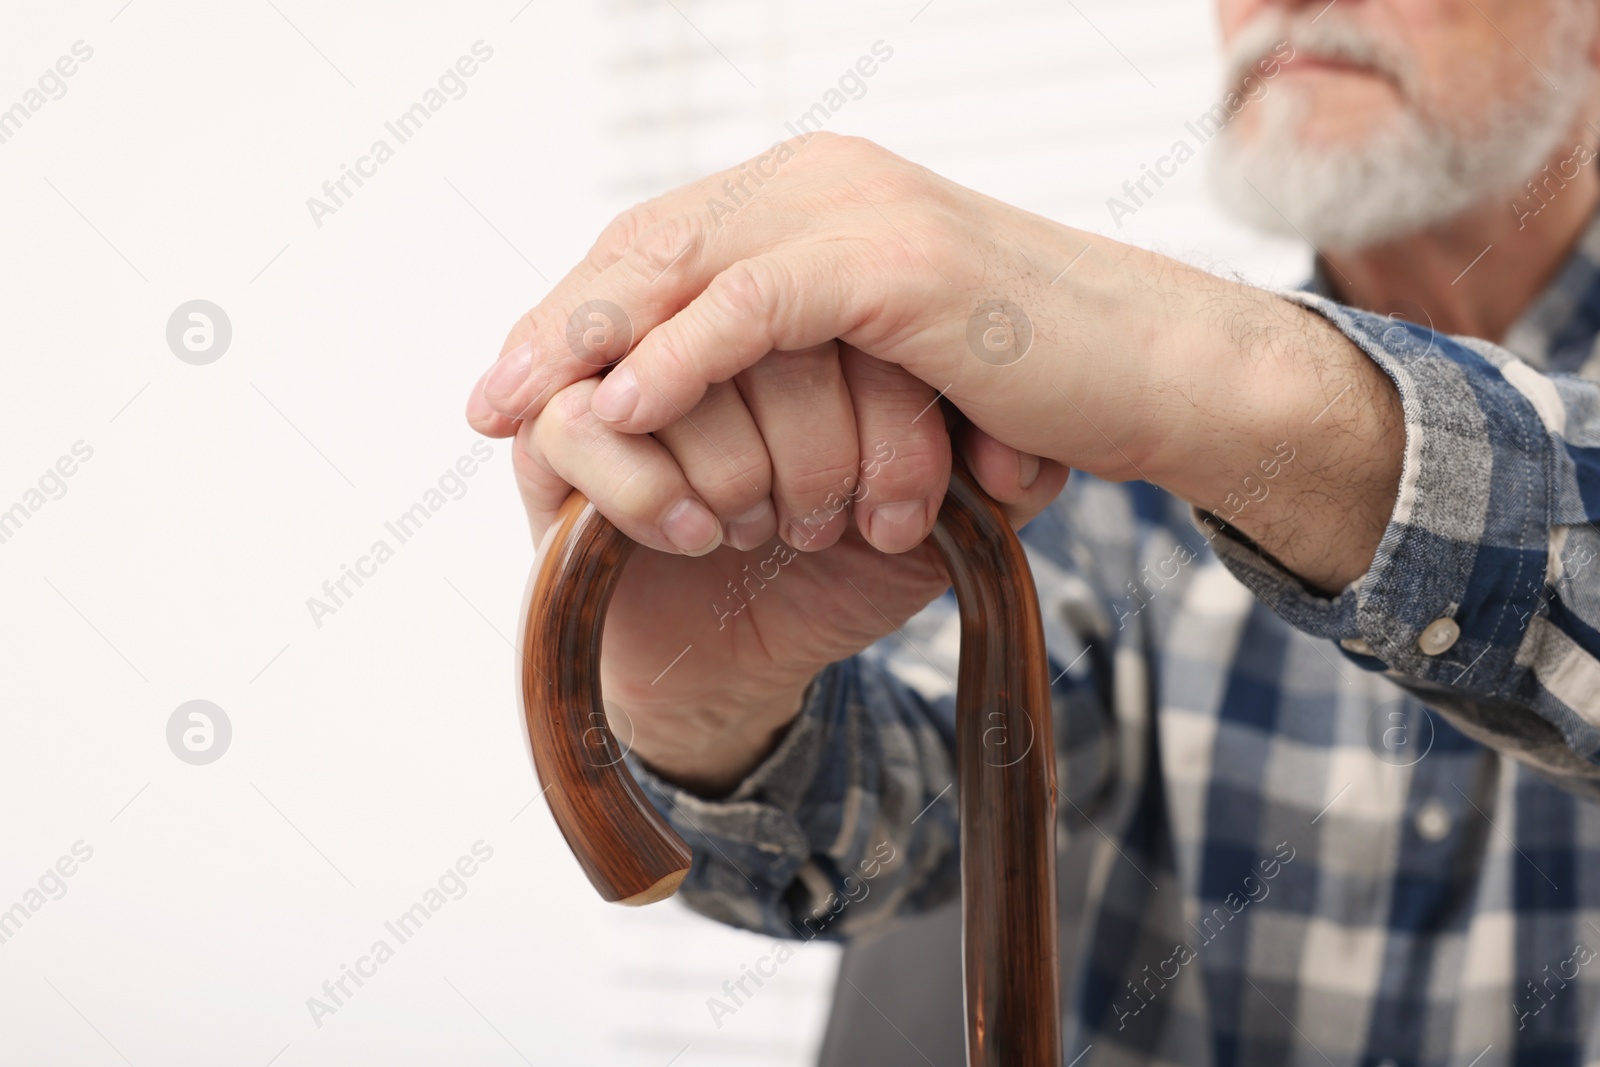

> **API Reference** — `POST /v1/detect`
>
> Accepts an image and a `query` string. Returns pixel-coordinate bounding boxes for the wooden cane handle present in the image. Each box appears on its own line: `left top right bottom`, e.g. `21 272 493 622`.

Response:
517 491 688 906
518 458 1062 1065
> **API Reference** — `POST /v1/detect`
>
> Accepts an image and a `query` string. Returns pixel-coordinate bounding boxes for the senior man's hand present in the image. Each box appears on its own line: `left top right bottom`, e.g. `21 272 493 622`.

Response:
466 132 1403 792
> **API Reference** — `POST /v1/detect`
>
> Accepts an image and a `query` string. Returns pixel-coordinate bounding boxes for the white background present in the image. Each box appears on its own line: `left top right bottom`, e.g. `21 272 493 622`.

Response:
0 1 1306 1064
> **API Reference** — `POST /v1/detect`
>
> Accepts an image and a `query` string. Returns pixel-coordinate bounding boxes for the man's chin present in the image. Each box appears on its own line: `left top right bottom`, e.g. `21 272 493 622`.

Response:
1210 38 1587 252
1206 134 1404 253
1229 87 1405 161
1208 93 1478 252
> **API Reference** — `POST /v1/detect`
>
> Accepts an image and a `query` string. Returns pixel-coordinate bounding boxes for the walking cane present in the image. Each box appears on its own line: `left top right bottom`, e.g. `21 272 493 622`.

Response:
518 456 1063 1066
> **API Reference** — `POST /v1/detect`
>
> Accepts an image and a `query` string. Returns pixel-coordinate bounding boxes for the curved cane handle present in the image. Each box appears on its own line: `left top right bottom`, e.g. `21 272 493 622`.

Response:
519 459 1062 1065
517 490 687 905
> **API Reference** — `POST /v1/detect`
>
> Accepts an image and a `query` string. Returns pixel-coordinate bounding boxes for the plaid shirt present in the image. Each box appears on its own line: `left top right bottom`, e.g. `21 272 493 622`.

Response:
632 213 1600 1067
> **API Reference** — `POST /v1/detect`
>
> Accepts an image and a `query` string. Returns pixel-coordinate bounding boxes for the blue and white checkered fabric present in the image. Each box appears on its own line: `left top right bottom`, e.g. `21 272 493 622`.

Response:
632 216 1600 1066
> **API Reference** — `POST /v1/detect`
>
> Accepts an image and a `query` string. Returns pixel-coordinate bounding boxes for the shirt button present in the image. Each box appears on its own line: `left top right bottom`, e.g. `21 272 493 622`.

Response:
1340 637 1374 656
1417 618 1460 656
1414 800 1452 842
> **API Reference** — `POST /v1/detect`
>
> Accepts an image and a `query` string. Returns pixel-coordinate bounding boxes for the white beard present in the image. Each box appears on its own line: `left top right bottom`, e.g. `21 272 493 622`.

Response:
1208 6 1592 252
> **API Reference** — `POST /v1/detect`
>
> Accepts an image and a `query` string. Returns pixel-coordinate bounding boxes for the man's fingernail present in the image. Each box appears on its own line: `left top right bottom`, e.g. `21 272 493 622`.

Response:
592 365 639 423
726 500 775 551
466 371 495 424
786 520 820 550
663 498 722 555
485 342 533 400
1018 452 1040 490
867 500 927 554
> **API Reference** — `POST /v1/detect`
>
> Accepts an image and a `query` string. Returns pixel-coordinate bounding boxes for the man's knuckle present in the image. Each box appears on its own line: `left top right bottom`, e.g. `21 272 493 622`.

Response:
589 202 658 268
499 308 538 353
644 323 695 384
610 463 671 520
511 438 542 476
629 214 700 283
783 458 861 501
713 260 777 322
779 129 840 166
545 383 596 432
866 435 942 490
816 131 877 161
696 460 769 511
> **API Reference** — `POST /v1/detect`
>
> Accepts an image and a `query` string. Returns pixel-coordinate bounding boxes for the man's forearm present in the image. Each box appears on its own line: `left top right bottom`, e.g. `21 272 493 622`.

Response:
1143 280 1406 594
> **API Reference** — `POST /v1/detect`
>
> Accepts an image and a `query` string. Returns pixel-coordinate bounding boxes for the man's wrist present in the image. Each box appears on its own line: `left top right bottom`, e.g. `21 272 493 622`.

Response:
1145 282 1405 593
627 681 811 799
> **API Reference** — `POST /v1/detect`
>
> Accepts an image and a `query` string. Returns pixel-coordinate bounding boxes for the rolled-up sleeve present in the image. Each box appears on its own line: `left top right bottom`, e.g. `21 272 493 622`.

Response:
1203 290 1600 788
628 625 965 942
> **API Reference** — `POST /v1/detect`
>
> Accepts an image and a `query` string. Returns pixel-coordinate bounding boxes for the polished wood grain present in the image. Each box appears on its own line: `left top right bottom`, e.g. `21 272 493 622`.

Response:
931 461 1062 1067
519 491 692 905
519 459 1061 1065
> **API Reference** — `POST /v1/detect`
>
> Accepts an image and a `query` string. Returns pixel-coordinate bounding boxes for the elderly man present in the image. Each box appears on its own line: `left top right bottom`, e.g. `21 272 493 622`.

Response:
468 0 1600 1061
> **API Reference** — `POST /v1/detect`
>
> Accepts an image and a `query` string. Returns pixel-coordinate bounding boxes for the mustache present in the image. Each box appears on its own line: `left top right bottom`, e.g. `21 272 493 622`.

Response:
1224 12 1414 97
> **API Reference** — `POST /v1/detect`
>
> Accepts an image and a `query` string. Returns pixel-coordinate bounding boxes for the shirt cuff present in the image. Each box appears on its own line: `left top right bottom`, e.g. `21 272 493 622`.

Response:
1197 290 1553 692
626 661 847 912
